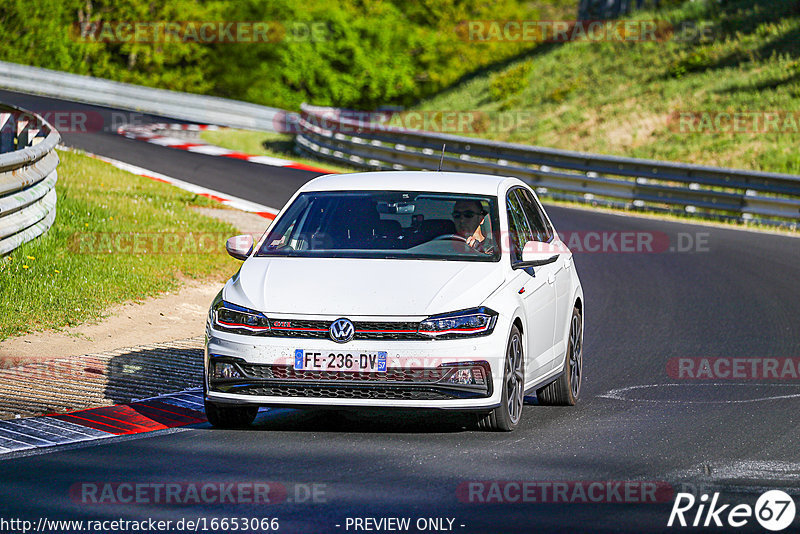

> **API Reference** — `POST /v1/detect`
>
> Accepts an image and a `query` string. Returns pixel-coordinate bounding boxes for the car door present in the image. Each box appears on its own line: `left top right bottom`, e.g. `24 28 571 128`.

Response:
517 187 572 369
506 188 557 384
515 188 572 369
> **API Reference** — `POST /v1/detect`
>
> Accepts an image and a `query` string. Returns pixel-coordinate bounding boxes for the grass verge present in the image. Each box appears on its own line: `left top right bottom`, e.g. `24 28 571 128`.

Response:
198 129 354 173
0 149 244 340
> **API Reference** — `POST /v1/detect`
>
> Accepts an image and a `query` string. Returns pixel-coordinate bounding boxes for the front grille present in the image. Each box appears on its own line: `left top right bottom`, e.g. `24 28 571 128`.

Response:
267 320 424 340
238 363 445 383
239 364 275 379
230 385 455 400
209 358 492 401
269 319 328 339
352 321 421 340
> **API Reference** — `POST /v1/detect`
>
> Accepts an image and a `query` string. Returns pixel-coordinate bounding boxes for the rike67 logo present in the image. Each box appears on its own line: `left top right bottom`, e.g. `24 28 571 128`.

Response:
668 490 796 531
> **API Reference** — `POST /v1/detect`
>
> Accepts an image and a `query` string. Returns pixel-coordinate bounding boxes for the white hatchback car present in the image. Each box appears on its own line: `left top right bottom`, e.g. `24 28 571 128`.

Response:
204 171 583 431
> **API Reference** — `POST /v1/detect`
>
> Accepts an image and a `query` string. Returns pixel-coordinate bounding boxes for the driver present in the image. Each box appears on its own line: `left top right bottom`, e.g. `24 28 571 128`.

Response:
452 200 491 252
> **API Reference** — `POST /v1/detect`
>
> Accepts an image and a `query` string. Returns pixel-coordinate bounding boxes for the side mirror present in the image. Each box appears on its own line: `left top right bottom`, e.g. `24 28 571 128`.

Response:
225 234 254 261
513 240 566 269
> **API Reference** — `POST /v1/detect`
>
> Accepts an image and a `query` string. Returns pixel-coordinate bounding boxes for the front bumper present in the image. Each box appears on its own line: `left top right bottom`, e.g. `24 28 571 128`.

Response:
204 322 508 410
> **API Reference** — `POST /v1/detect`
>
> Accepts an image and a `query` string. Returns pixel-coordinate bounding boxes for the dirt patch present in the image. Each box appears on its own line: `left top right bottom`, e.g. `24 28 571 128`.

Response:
603 110 669 150
0 207 271 368
0 279 219 367
0 337 204 420
190 206 272 237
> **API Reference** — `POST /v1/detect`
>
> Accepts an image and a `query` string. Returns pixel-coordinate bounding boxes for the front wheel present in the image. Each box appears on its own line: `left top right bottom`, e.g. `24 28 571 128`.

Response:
478 325 525 431
204 398 258 428
537 306 583 405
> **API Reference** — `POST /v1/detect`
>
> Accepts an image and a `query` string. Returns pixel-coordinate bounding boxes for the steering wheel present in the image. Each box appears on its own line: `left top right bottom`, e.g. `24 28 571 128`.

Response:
432 233 468 243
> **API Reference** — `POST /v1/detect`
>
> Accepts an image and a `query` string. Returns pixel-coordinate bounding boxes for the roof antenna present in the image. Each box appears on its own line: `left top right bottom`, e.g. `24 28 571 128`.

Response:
438 143 446 172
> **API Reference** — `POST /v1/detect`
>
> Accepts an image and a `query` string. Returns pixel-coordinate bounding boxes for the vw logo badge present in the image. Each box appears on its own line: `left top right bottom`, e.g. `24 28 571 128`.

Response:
329 318 355 343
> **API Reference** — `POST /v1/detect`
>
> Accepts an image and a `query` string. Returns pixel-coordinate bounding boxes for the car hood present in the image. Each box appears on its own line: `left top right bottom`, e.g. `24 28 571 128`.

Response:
224 257 505 317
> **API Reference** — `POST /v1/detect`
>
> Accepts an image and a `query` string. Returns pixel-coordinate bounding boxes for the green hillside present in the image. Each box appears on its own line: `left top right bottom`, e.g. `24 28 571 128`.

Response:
5 0 797 174
0 0 573 110
415 0 800 174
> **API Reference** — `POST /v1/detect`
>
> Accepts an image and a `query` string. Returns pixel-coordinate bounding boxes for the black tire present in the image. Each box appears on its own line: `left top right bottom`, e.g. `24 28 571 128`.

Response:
478 325 525 431
537 306 583 406
204 398 258 428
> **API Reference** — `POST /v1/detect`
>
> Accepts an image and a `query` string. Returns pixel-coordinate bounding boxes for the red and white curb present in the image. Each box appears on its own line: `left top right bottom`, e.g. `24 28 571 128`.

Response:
0 389 205 457
59 146 281 220
0 141 295 457
7 133 316 454
118 123 336 174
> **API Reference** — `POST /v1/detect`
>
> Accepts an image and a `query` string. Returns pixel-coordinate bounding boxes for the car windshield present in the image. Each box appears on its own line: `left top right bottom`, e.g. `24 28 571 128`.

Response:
256 190 501 261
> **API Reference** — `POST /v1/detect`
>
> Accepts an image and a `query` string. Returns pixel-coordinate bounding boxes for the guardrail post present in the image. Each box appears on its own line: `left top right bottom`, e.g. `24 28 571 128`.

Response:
30 114 42 144
16 114 31 148
33 127 47 146
0 113 15 153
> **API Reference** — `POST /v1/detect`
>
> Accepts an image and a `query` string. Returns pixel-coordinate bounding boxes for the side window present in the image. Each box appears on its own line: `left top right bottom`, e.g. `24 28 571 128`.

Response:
516 188 553 242
506 189 534 263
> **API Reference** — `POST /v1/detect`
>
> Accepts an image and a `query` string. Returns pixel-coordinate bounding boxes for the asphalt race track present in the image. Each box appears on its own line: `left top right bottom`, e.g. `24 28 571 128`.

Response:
0 90 312 208
1 89 799 533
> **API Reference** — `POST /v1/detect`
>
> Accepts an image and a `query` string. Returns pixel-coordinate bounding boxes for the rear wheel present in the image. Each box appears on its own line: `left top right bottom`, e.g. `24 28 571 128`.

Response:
204 398 258 428
478 325 524 431
537 306 582 405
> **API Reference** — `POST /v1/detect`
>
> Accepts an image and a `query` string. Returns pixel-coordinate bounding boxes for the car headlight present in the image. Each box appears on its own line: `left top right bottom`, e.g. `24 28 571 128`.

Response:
212 300 271 335
418 307 498 338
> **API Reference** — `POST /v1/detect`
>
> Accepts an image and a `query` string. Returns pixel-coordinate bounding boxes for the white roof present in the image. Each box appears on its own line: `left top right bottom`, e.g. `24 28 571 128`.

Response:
299 171 521 196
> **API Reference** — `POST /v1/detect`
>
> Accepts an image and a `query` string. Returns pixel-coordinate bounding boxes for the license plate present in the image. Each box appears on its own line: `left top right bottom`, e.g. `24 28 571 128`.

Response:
294 349 387 372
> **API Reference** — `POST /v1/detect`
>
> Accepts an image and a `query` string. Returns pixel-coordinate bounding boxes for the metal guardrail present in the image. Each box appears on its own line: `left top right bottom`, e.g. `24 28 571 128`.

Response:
2 62 795 227
0 61 289 132
0 104 60 255
295 105 800 227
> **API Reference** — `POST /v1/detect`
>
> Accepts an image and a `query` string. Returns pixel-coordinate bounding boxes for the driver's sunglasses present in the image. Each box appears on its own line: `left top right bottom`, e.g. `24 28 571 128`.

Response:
452 210 482 219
